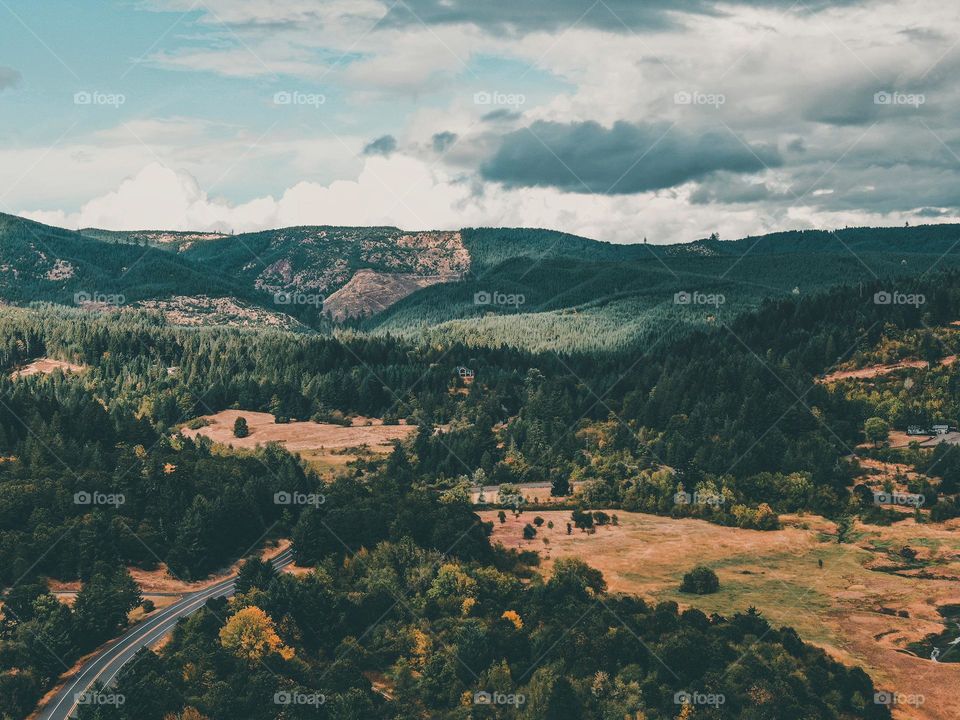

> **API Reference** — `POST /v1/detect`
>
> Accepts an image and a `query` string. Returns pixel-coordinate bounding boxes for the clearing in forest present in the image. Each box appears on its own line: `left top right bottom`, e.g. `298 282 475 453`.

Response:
10 358 85 379
482 509 960 720
179 409 415 471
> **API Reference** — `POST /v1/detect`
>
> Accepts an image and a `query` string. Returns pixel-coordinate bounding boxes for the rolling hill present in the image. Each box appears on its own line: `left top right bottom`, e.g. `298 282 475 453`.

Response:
3 211 960 351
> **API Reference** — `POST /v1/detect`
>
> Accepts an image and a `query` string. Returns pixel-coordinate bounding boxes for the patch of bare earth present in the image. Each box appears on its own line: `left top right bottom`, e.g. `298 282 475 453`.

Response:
323 268 456 321
819 355 957 385
45 540 292 597
481 510 960 720
10 358 85 379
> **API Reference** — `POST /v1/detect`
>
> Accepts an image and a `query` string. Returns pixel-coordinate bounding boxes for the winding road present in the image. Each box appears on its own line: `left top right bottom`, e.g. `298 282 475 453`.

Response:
36 548 294 720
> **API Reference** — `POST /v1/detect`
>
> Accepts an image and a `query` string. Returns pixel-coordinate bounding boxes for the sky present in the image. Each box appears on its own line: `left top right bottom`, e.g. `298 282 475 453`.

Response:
0 0 959 243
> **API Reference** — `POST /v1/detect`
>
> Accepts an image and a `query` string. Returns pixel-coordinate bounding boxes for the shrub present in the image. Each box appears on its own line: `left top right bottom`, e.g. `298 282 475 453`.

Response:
522 523 537 540
233 417 249 438
680 566 719 595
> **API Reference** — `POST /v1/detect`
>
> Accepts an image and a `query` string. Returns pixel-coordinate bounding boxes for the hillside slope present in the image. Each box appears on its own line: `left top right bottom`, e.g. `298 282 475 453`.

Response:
6 213 960 350
0 213 245 305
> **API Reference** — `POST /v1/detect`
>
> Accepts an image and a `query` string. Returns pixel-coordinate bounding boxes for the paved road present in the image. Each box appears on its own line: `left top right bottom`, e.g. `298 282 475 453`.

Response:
37 548 294 720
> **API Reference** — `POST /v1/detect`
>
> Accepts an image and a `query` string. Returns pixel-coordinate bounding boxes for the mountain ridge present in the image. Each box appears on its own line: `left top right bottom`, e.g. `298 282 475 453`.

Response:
4 211 960 351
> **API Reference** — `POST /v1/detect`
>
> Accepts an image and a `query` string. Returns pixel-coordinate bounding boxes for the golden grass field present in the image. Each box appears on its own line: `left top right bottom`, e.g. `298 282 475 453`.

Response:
10 358 85 379
179 409 414 473
481 509 960 720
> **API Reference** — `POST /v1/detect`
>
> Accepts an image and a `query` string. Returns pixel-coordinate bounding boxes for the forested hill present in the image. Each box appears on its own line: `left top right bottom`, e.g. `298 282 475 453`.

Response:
0 212 249 305
365 225 960 351
4 211 960 351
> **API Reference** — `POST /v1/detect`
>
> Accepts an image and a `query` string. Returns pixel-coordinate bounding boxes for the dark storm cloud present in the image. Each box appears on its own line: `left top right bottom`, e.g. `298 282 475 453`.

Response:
0 67 21 91
802 82 884 126
382 0 857 34
363 135 398 156
481 120 781 194
690 175 778 204
481 108 522 123
431 131 458 153
787 138 807 153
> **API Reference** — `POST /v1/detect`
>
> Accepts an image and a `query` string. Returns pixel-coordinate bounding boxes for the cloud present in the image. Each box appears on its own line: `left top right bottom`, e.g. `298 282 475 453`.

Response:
0 66 21 91
381 0 854 35
481 120 781 194
431 131 458 152
20 156 958 249
690 175 778 204
363 135 398 156
481 109 522 123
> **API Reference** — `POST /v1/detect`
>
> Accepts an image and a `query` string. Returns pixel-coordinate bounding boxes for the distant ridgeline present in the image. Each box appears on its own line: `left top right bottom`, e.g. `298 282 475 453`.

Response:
1 211 960 351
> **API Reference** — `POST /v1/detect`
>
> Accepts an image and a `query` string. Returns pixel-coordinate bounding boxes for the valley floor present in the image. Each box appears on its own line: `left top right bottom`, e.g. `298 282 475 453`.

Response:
481 510 960 720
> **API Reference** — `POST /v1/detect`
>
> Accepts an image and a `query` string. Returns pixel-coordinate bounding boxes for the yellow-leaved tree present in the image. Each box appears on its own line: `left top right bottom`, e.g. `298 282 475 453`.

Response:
219 606 294 663
164 709 209 720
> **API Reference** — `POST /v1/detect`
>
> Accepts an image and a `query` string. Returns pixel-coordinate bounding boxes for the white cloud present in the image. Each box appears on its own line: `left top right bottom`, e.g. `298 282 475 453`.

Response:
20 156 951 244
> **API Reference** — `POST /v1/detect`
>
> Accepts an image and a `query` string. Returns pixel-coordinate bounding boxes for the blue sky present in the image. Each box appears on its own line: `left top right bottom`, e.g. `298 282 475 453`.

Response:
1 0 959 242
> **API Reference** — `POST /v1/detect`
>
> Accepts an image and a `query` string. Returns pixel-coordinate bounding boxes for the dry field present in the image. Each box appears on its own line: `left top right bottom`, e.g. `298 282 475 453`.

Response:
10 358 85 379
179 409 414 472
481 509 960 720
818 355 957 385
470 482 584 505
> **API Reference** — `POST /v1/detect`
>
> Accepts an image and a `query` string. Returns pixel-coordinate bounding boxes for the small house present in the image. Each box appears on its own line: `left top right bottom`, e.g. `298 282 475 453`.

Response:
907 425 929 436
455 366 475 380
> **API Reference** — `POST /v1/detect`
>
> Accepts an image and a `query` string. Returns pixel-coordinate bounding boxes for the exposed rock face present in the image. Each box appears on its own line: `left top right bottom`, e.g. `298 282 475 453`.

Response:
45 259 75 280
323 269 456 321
244 229 469 321
136 295 308 331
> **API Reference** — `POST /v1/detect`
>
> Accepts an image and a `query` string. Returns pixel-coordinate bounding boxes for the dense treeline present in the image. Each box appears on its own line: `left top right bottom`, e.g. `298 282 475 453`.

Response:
0 565 142 718
0 373 318 584
368 226 960 352
3 268 957 717
3 268 960 531
74 467 889 720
